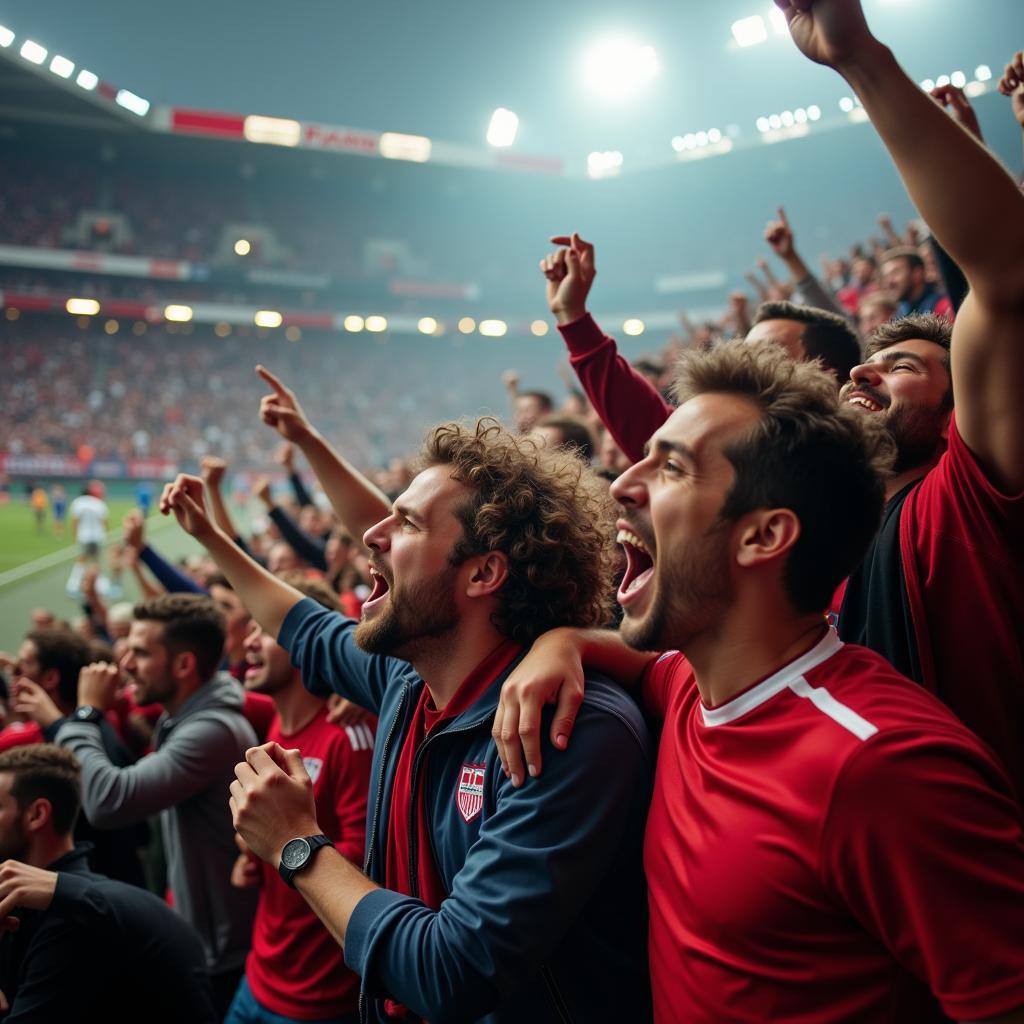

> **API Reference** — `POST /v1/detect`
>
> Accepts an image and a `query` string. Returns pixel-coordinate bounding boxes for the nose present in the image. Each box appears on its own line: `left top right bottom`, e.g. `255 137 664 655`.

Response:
362 514 393 553
119 648 134 673
609 459 648 509
849 360 883 388
243 621 262 652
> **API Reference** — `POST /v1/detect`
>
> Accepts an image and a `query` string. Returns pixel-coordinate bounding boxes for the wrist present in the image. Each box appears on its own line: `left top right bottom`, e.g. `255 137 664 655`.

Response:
834 39 895 88
553 307 587 327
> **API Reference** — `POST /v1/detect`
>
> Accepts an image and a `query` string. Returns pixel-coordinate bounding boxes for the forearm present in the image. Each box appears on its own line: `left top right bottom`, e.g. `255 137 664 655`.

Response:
781 250 812 284
129 559 163 598
206 482 239 540
794 271 850 319
197 525 305 638
297 430 389 539
289 470 315 509
295 846 378 949
268 506 328 571
549 627 655 688
840 45 1024 296
139 545 205 594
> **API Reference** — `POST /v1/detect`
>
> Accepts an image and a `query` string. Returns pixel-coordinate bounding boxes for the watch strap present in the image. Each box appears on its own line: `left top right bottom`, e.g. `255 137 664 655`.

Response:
74 705 103 724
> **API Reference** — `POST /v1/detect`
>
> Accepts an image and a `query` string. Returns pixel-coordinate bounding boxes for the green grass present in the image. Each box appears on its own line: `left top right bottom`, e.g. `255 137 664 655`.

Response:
0 499 139 573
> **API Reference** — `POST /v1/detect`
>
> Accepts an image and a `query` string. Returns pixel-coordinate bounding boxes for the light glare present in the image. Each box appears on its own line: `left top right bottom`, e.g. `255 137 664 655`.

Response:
365 315 388 333
623 319 645 337
479 319 508 337
116 89 150 117
66 298 100 316
49 55 74 78
234 239 251 256
731 16 767 48
975 65 992 82
417 317 438 335
487 108 519 148
76 69 98 90
379 132 432 162
458 317 476 334
344 315 365 332
950 70 966 88
244 115 301 147
582 37 659 101
0 26 14 48
768 7 788 34
530 320 549 337
20 39 47 64
254 310 283 328
164 304 193 323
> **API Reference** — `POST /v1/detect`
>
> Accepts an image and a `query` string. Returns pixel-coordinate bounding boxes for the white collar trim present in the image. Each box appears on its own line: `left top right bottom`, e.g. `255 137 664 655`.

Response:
700 628 843 727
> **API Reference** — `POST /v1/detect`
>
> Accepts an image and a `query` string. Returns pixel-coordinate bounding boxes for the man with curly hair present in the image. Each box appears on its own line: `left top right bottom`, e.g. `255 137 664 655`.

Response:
160 410 653 1024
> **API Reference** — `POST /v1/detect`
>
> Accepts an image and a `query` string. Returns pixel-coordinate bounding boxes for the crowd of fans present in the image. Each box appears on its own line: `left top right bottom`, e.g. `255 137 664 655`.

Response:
1 9 1024 1023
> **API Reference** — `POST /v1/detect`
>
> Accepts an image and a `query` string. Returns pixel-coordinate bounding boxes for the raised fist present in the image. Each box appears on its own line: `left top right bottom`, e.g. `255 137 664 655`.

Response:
542 233 597 326
77 661 121 712
774 0 877 72
160 474 215 540
201 456 227 488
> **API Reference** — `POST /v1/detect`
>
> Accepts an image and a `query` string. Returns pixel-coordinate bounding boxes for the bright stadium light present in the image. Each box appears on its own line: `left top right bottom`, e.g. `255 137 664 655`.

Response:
768 7 788 34
487 108 519 148
530 320 549 337
756 116 770 133
731 16 767 48
587 150 623 179
49 55 74 78
244 115 301 147
417 317 438 335
582 37 659 101
234 239 251 256
839 97 855 113
0 26 14 48
66 298 100 316
458 317 476 334
76 69 98 90
116 89 150 117
935 74 950 88
344 315 365 332
164 304 193 323
623 318 645 337
379 132 432 162
20 39 47 65
807 104 821 121
365 315 388 333
479 319 508 337
950 70 966 88
975 65 992 82
254 310 283 328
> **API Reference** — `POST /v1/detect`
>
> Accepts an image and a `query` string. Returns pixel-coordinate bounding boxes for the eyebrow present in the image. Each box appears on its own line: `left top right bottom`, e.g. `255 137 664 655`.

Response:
869 349 929 367
393 502 424 526
642 437 697 462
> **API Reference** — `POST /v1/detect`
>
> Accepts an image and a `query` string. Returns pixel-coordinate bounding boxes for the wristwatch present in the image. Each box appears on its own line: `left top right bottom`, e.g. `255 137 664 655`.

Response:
279 835 332 888
73 705 103 724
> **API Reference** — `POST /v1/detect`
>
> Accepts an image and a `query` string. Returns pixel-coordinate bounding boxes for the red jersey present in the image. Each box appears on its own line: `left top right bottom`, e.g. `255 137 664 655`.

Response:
0 721 43 752
245 705 374 1020
642 630 1024 1023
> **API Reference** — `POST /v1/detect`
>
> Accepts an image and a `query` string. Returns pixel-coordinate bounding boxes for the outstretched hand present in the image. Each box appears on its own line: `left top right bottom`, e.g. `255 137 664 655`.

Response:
764 206 796 260
160 474 216 541
998 50 1024 127
256 366 315 445
542 233 597 326
774 0 878 72
200 455 227 489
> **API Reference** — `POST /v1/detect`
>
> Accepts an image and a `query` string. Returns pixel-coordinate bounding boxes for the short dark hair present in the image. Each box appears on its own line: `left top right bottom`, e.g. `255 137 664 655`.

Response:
881 246 925 272
421 418 615 644
673 341 894 614
133 594 226 680
25 629 92 708
752 300 862 381
205 573 233 591
866 312 953 406
275 571 340 612
517 391 553 412
0 744 81 835
535 414 596 461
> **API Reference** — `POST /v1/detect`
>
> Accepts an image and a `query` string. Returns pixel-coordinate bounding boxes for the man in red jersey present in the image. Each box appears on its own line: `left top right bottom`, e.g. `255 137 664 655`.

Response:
225 573 372 1024
493 340 1024 1023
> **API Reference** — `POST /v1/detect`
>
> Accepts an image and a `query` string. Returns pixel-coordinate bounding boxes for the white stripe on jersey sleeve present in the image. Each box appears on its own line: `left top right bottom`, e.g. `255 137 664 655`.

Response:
358 723 375 750
789 676 879 742
345 725 365 751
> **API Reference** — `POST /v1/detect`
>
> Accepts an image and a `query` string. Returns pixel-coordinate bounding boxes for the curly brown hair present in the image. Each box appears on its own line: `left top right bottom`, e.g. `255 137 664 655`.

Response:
419 418 616 644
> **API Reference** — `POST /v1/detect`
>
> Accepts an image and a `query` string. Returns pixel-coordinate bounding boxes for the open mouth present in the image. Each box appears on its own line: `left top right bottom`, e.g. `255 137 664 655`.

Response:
616 525 655 608
361 567 392 616
244 655 265 680
845 391 886 413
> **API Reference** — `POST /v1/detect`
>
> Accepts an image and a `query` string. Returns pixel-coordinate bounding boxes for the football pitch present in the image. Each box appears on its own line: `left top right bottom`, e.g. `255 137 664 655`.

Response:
0 500 204 652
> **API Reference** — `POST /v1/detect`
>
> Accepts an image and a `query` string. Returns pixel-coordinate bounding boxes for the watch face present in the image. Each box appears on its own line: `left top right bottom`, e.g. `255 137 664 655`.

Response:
281 838 311 871
76 706 96 720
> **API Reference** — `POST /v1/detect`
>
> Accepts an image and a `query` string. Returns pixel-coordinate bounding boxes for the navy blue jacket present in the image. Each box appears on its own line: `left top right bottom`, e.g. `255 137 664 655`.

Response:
281 598 653 1024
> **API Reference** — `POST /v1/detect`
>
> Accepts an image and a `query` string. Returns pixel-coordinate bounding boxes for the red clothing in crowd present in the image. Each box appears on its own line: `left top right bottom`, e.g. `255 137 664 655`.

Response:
245 705 375 1020
641 631 1024 1023
0 720 44 752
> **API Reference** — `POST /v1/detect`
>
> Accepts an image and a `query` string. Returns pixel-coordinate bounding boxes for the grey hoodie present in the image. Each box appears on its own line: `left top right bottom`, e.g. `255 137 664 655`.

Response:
57 672 258 975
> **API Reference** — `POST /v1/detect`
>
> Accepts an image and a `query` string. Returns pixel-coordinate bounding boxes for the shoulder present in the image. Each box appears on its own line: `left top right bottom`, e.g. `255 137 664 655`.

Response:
567 671 652 756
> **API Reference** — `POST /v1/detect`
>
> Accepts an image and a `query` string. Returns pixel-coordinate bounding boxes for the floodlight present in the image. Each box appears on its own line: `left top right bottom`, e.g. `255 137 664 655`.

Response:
20 40 46 64
935 74 950 88
458 317 476 334
794 108 808 124
582 37 659 101
708 128 722 143
417 317 438 335
244 115 301 147
254 310 283 328
587 150 624 179
780 110 795 127
756 117 770 133
365 316 388 333
286 327 301 342
479 320 508 337
965 81 986 98
164 305 193 323
839 97 855 113
0 26 14 48
50 55 74 78
530 320 549 337
768 7 788 35
487 108 519 148
731 16 767 48
950 71 966 88
234 239 251 256
66 298 100 316
623 319 645 337
116 90 150 117
806 105 821 121
379 133 432 162
344 315 365 332
975 65 992 82
768 114 782 130
671 136 685 152
76 69 98 90
214 322 231 338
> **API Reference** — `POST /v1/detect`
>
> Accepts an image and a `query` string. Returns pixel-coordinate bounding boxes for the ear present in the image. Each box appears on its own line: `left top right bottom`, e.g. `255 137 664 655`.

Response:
734 509 801 570
464 551 509 599
171 649 199 682
23 797 52 836
939 406 952 442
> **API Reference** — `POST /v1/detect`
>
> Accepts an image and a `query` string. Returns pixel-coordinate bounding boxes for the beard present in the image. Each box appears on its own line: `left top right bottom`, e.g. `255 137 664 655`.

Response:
621 519 734 653
355 565 461 662
884 402 949 475
0 814 30 863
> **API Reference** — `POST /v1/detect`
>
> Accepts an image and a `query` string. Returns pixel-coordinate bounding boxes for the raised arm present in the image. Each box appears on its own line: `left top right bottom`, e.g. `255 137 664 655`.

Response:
255 366 390 539
764 206 848 318
779 0 1024 491
199 455 241 541
544 233 672 463
160 474 304 639
998 49 1024 172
